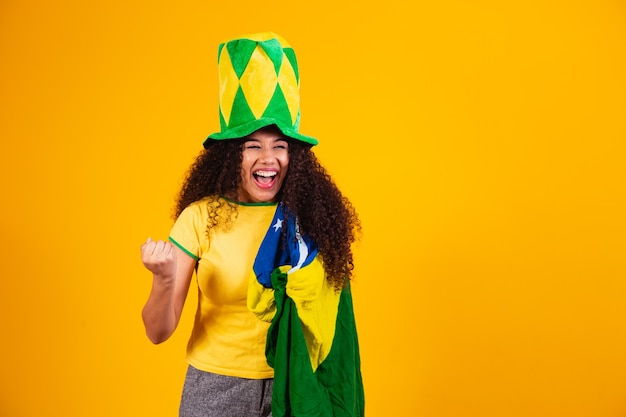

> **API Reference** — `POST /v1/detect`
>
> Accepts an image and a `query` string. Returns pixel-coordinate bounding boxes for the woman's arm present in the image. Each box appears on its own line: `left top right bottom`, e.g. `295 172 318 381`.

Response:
140 238 196 344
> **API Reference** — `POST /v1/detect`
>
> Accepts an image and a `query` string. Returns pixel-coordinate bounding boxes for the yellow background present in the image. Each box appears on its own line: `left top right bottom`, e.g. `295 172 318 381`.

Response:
1 0 625 416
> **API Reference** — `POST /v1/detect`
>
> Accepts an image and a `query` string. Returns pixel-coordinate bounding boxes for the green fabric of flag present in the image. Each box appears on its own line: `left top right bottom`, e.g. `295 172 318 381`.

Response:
267 268 365 417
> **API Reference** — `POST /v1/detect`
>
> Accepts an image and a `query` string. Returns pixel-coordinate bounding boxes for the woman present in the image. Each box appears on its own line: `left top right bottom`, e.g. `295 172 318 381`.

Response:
140 32 364 417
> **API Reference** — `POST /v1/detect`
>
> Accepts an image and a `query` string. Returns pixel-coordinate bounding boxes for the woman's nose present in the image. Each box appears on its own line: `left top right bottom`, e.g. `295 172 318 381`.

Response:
259 147 275 161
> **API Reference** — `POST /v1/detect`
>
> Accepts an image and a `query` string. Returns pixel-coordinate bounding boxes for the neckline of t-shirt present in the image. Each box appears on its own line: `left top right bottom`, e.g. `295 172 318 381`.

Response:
220 195 278 207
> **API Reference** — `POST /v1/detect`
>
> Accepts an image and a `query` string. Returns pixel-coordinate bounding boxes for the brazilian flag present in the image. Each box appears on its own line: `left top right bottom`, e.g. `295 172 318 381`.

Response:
248 203 365 417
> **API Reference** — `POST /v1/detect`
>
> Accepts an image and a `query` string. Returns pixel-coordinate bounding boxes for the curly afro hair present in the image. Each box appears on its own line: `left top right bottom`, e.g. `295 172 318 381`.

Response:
174 128 361 289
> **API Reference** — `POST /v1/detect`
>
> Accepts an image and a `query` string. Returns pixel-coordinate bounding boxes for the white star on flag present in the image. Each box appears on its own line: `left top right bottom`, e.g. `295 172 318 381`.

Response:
272 218 283 232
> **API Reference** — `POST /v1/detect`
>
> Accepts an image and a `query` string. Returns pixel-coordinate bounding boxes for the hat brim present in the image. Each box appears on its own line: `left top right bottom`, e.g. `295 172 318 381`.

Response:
203 118 318 148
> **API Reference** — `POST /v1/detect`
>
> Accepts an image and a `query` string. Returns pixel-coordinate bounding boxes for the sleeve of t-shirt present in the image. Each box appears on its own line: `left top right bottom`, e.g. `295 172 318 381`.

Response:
169 203 204 261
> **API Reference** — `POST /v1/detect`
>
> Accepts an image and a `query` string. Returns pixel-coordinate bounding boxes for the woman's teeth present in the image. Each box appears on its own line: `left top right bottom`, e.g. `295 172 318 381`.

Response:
254 170 277 178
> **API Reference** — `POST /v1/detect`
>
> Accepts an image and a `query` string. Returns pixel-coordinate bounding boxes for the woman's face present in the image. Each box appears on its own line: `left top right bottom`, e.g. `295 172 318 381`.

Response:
237 128 289 203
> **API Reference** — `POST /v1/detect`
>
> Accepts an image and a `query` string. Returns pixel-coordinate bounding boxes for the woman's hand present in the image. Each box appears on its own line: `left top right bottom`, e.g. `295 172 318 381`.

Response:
141 237 177 281
140 237 195 344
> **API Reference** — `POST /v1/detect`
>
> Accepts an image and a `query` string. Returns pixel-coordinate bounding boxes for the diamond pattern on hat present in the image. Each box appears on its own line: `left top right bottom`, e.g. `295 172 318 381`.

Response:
227 39 258 78
283 49 299 83
228 86 256 129
207 32 314 143
217 47 240 126
277 55 299 126
262 85 293 127
239 46 279 119
258 39 284 76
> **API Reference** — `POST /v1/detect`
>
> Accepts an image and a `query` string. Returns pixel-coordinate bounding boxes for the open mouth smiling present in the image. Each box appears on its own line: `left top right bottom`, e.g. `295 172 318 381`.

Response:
253 170 278 188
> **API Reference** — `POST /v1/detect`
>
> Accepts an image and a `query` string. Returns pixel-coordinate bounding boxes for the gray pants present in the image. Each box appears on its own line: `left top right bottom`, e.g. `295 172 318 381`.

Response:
179 365 273 417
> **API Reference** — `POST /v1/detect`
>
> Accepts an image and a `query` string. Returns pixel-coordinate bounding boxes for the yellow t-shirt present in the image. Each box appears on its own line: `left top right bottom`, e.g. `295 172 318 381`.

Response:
169 196 276 379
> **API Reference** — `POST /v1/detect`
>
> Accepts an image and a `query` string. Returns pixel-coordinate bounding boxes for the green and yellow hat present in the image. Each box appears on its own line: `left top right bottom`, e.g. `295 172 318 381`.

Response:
203 32 318 148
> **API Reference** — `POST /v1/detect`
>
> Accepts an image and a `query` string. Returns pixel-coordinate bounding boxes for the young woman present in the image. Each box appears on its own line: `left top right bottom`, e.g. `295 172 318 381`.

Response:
140 32 364 417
